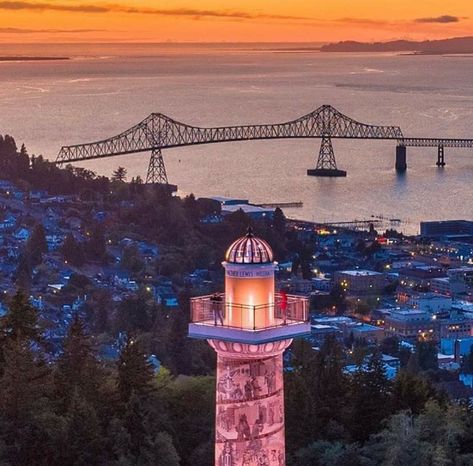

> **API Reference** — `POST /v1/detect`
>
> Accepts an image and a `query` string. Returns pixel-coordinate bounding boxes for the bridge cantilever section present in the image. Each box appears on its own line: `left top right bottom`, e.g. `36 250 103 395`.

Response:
55 105 403 169
55 104 472 182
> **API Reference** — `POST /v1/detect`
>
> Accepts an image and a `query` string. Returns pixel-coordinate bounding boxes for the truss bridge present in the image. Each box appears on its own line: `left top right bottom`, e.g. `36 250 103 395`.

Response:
56 104 473 184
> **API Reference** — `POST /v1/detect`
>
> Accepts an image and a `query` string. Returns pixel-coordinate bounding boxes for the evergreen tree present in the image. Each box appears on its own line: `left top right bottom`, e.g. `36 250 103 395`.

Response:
292 440 361 466
348 350 392 442
117 336 154 403
112 166 127 182
273 207 286 236
88 289 112 334
312 337 350 439
14 253 33 291
26 223 48 266
121 244 145 275
116 293 150 333
285 371 316 452
65 392 103 466
123 392 149 459
107 417 134 464
61 234 85 267
140 432 180 466
362 412 431 466
0 290 41 345
416 341 438 372
85 223 107 263
0 339 49 429
55 314 101 408
166 376 215 466
392 370 437 415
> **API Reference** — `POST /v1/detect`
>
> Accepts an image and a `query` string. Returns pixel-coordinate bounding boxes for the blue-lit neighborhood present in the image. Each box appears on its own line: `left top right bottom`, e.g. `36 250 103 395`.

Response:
2 176 473 400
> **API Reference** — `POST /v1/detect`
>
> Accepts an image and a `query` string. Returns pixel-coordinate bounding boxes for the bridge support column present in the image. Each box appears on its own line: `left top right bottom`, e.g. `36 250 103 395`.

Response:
436 145 445 167
395 145 407 172
307 135 347 177
146 148 169 185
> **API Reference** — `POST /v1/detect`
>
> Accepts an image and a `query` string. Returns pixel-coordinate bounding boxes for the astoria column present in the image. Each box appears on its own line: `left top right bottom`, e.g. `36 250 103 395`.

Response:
189 229 310 466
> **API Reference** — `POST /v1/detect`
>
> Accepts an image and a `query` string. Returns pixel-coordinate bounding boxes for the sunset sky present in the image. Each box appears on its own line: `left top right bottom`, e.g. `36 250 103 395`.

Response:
0 0 472 43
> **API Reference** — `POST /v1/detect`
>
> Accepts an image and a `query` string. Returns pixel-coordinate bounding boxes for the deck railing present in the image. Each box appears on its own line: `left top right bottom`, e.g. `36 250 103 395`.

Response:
190 292 309 331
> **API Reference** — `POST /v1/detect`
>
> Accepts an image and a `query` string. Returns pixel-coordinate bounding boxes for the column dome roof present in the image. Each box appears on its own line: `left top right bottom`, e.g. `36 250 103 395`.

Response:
225 228 274 264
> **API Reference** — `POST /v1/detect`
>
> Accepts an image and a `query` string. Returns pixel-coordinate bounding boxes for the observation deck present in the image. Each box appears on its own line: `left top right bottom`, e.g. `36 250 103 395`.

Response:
188 292 310 344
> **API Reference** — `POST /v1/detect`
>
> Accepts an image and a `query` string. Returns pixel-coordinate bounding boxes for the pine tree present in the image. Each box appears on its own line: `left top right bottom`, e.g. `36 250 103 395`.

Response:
273 207 286 236
123 392 149 458
140 432 180 466
65 392 103 466
14 253 33 291
26 223 48 254
116 293 150 333
55 314 101 408
0 290 41 345
312 336 350 439
362 412 431 465
117 336 154 403
416 341 438 372
112 166 127 182
61 233 85 267
348 350 392 442
85 223 107 262
107 417 134 464
392 370 436 415
0 339 49 427
26 223 48 266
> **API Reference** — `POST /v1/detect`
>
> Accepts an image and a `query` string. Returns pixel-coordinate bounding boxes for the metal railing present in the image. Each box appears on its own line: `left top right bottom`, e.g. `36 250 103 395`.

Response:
190 293 309 331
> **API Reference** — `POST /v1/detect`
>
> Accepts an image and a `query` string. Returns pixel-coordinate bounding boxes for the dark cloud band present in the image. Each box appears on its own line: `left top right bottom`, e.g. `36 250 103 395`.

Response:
0 1 310 20
0 27 104 33
415 15 461 24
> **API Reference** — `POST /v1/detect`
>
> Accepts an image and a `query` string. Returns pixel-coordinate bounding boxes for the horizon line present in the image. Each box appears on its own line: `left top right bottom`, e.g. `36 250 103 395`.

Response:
1 35 473 46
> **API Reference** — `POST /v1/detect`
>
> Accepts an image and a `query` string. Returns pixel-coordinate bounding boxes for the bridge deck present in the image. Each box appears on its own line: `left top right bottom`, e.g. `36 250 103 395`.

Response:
55 104 473 165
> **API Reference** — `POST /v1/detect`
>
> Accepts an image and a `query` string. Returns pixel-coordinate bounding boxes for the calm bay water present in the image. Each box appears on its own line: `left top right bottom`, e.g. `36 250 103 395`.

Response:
0 43 472 233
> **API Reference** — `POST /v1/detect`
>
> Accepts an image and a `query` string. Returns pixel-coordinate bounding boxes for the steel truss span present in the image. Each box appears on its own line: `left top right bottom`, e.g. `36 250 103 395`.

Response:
56 105 404 163
401 138 473 148
55 104 473 182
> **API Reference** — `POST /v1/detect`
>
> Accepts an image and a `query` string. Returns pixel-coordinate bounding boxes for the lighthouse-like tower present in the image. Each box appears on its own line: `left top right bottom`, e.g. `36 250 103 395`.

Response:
189 229 310 465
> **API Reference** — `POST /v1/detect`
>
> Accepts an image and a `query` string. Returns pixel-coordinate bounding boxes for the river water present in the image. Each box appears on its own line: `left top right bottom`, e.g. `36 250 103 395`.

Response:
0 43 472 233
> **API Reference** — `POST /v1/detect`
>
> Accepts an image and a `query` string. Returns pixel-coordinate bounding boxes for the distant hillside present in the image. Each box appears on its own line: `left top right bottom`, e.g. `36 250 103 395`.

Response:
320 36 473 54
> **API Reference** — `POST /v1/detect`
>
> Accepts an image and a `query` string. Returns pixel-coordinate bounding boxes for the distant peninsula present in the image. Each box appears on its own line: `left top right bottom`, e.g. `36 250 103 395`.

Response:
320 36 473 54
0 56 69 62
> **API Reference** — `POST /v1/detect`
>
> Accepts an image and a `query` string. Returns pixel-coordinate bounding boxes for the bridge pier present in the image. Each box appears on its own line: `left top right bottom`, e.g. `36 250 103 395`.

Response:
436 145 446 167
395 145 407 172
146 148 168 184
307 135 347 177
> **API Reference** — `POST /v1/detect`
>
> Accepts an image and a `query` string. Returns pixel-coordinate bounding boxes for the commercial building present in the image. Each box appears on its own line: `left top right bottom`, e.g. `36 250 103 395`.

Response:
420 220 473 239
431 277 451 296
384 310 436 341
441 337 473 357
405 292 452 314
437 314 473 340
398 265 446 289
311 315 384 344
310 324 343 347
334 269 385 294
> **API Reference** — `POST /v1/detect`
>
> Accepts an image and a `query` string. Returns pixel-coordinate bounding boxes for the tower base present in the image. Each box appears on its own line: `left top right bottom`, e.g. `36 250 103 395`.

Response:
307 168 347 177
209 339 291 466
